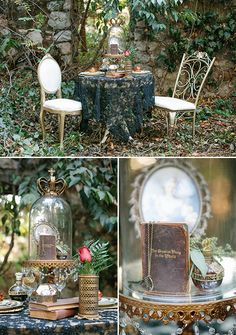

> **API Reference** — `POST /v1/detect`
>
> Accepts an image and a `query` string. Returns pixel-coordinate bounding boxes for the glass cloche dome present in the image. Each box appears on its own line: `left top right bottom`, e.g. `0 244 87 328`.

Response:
107 18 125 54
29 169 72 260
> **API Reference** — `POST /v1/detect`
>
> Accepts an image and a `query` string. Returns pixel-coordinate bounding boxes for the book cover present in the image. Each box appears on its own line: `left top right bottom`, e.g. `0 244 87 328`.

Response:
29 308 77 320
141 222 190 294
29 297 79 311
38 235 56 260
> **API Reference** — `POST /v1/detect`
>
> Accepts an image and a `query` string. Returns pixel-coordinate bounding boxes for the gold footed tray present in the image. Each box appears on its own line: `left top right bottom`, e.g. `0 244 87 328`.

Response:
120 293 236 325
23 259 75 269
104 54 125 59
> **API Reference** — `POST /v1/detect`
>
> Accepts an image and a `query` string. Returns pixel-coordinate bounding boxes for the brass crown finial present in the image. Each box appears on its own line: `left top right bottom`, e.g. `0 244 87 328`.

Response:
109 17 123 26
37 169 67 196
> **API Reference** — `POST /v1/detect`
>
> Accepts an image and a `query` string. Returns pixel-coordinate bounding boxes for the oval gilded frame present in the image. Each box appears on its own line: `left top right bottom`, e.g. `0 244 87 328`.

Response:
129 159 211 237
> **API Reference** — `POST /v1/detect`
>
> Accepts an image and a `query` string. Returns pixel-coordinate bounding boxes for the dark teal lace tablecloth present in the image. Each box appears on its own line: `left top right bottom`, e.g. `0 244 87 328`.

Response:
74 73 155 142
0 308 117 335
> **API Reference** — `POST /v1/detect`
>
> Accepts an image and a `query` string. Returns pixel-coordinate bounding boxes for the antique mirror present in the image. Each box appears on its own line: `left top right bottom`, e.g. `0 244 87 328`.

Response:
129 159 211 237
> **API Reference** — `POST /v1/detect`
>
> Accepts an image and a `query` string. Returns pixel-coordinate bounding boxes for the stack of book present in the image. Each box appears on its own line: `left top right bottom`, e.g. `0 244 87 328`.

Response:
29 297 79 320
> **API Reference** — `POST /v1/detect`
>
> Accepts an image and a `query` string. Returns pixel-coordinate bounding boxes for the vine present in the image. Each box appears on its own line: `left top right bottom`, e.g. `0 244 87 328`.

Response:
130 0 236 72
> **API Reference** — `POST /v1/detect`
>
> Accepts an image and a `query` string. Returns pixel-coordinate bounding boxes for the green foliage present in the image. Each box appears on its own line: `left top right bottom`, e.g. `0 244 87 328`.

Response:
10 159 117 233
191 11 236 58
190 236 234 259
157 9 236 71
130 0 236 72
56 241 70 255
75 240 113 275
190 249 207 277
190 236 234 277
0 35 19 62
131 0 184 34
77 0 127 66
14 0 46 30
0 159 117 290
0 69 82 156
0 195 21 238
213 98 235 117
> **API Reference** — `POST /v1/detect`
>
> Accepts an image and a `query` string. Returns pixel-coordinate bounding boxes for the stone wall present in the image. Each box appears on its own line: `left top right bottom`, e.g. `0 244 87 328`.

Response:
0 0 77 65
132 5 236 99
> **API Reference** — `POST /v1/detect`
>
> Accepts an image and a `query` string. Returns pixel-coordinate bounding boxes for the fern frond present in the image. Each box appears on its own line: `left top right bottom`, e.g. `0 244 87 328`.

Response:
75 239 113 275
89 240 113 274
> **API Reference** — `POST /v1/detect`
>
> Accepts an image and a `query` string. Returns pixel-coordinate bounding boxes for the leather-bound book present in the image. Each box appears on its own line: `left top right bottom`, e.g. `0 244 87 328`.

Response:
140 222 190 295
30 308 77 320
29 297 79 311
39 235 56 260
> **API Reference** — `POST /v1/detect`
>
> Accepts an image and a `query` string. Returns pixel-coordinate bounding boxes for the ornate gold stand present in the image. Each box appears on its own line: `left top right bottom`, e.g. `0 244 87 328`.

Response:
23 259 75 269
104 54 124 59
23 259 75 293
120 294 236 334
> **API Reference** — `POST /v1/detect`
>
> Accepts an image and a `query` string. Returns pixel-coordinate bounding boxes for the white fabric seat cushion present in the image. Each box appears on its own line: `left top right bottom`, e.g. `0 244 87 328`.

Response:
44 98 82 112
155 96 195 111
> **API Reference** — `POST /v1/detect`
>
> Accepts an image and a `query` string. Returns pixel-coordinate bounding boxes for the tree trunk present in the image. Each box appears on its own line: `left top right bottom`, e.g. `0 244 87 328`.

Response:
71 0 80 61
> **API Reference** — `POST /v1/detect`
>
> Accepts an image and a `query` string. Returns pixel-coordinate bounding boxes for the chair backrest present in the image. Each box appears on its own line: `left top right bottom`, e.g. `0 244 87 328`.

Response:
173 52 215 106
37 54 62 94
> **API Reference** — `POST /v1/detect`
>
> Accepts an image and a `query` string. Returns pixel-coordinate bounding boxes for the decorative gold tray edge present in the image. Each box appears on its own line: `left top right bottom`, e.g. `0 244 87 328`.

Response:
119 293 236 324
23 259 75 269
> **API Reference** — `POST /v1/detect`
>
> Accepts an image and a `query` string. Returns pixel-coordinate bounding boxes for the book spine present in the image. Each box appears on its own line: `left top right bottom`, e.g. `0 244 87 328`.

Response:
30 303 79 311
30 308 77 320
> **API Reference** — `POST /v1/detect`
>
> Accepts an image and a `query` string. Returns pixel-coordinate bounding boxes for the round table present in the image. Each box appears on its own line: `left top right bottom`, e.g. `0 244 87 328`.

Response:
74 73 155 142
0 308 117 335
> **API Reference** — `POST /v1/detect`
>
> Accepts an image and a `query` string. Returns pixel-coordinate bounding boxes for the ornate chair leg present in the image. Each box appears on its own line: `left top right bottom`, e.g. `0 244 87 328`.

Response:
166 113 169 136
58 114 61 138
59 114 65 149
192 110 196 139
101 128 110 144
174 113 178 126
39 109 46 141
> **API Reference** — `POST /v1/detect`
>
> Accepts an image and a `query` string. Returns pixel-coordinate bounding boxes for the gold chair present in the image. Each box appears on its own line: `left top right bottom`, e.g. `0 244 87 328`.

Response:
155 52 215 138
38 54 82 148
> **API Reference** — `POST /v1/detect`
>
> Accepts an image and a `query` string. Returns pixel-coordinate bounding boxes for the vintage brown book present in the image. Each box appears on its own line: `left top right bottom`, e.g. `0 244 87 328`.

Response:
39 235 56 260
29 297 79 311
140 222 190 295
29 308 77 320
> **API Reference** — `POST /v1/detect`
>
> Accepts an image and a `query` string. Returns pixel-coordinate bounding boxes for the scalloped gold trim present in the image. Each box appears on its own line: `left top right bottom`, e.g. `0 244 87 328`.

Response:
119 294 236 325
23 259 75 269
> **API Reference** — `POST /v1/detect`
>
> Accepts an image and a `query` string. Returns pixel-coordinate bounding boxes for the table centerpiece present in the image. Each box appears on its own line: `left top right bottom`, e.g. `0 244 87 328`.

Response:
74 240 113 319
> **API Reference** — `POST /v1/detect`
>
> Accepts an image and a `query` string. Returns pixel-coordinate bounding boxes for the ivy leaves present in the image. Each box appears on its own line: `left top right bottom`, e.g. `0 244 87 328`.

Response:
130 0 236 71
131 0 184 33
12 159 117 233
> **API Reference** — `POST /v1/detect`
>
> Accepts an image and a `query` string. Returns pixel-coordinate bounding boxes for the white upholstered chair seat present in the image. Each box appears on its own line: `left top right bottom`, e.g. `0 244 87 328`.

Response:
155 96 195 111
44 98 82 112
154 52 215 139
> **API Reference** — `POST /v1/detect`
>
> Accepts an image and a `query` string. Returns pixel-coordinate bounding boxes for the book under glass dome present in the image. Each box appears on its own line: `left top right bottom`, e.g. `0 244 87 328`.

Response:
28 168 72 262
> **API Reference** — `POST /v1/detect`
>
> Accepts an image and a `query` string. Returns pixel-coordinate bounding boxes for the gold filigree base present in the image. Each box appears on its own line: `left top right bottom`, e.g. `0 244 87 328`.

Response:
23 259 75 269
120 294 236 325
76 313 101 320
78 275 99 319
104 54 124 59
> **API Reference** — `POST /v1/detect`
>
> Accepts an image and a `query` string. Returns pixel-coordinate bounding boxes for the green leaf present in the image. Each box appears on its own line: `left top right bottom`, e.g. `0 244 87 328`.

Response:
83 185 91 197
98 190 106 201
20 193 39 206
68 175 81 187
190 249 208 277
13 134 21 141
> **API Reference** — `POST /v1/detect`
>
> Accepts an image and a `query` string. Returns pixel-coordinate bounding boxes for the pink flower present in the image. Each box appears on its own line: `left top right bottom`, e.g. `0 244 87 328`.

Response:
123 50 130 57
78 246 92 262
